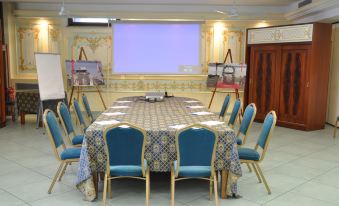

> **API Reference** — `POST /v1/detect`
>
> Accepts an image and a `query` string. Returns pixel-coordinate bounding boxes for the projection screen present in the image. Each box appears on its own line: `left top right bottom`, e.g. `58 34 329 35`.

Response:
112 22 202 74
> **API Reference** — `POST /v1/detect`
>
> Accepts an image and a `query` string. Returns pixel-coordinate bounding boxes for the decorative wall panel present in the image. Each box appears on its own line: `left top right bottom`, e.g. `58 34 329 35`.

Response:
15 22 60 73
248 24 313 44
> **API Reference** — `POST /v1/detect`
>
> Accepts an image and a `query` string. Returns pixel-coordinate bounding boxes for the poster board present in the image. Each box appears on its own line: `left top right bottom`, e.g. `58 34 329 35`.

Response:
35 53 65 101
65 60 104 86
207 63 247 89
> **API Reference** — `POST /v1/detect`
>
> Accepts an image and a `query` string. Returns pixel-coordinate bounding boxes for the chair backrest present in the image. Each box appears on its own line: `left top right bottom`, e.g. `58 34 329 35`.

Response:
237 103 257 145
104 123 146 175
228 98 241 128
219 94 230 118
82 94 94 123
57 102 76 144
175 124 218 176
43 109 65 160
255 111 277 161
73 98 86 129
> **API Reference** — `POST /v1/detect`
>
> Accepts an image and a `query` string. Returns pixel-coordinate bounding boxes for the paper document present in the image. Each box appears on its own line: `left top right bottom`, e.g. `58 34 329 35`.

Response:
191 111 214 116
200 121 224 126
110 106 130 109
184 101 199 103
169 124 187 130
103 112 126 116
94 120 120 125
187 106 205 109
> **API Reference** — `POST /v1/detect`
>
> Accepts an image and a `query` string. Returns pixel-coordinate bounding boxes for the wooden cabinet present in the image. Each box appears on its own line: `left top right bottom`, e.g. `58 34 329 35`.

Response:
245 23 332 131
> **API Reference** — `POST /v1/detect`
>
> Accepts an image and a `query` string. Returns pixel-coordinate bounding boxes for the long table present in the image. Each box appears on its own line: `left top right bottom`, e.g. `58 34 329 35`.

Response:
77 96 242 201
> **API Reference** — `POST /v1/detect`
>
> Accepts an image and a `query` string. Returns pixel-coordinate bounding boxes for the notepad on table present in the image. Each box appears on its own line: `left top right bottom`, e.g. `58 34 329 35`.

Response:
102 112 126 116
200 121 224 126
184 100 199 103
94 120 120 126
110 106 130 109
187 106 205 109
191 111 214 116
169 124 187 130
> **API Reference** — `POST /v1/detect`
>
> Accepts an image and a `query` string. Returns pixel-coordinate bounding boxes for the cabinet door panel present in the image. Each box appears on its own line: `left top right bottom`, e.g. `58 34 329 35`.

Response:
249 46 280 120
278 45 310 124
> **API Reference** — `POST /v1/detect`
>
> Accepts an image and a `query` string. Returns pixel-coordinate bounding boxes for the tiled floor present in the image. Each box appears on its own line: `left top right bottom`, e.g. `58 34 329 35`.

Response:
0 115 339 206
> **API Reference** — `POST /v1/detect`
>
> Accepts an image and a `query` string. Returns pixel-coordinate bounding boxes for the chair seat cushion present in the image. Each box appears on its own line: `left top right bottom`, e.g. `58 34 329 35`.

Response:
72 135 84 145
60 148 81 160
174 161 211 177
110 165 143 177
236 137 242 145
238 148 260 161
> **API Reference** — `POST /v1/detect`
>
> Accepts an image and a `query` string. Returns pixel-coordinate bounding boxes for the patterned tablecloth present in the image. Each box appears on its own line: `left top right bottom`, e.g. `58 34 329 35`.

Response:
77 96 242 201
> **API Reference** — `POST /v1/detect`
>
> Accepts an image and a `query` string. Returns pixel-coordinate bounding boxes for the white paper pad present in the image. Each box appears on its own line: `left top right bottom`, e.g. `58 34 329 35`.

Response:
184 101 199 103
102 112 126 116
200 121 224 126
110 106 130 109
187 106 205 109
115 101 132 103
191 111 214 116
94 120 120 125
169 124 187 130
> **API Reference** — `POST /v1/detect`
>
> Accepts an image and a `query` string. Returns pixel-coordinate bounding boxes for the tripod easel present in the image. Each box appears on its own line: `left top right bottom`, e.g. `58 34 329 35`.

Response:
207 49 242 121
68 47 107 110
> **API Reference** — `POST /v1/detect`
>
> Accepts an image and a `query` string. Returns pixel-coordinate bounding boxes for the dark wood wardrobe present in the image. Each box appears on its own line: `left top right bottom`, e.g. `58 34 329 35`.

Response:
245 23 332 131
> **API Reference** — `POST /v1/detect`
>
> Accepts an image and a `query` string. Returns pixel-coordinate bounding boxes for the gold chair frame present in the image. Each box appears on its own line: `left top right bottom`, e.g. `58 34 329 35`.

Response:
240 111 277 195
102 122 150 206
43 109 80 194
333 117 338 138
57 102 81 147
171 124 219 206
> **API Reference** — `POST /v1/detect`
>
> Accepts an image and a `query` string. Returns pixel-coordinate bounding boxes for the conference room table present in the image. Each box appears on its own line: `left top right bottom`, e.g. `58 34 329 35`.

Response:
76 96 242 201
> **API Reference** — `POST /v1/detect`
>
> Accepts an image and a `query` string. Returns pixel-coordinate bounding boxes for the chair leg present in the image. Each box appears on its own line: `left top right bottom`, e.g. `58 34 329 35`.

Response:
334 120 338 138
171 167 175 206
102 173 108 206
213 175 219 206
251 163 262 183
58 162 68 182
209 176 213 200
255 163 271 195
246 163 252 173
48 162 64 194
146 169 150 206
108 177 112 199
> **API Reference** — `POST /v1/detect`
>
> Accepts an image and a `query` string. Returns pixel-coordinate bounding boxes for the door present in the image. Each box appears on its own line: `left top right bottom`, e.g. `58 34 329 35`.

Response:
278 45 310 125
248 45 281 121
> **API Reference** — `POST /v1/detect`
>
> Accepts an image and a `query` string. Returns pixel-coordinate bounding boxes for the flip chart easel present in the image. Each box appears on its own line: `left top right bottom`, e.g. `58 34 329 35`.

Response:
68 47 107 110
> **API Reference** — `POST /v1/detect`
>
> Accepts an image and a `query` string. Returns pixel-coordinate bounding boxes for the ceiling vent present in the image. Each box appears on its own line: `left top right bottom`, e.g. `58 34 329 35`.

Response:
298 0 312 8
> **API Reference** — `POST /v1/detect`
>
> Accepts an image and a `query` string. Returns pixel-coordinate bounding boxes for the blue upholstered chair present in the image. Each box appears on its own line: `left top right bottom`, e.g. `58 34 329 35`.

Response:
171 124 219 206
43 109 81 194
82 94 95 123
219 94 230 120
102 123 149 206
238 111 277 195
334 116 339 138
57 102 84 147
236 103 257 146
72 98 88 133
228 98 242 129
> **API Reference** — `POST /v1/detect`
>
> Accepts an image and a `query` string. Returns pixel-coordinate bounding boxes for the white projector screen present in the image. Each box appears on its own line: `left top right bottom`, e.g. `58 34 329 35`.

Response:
112 22 202 74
